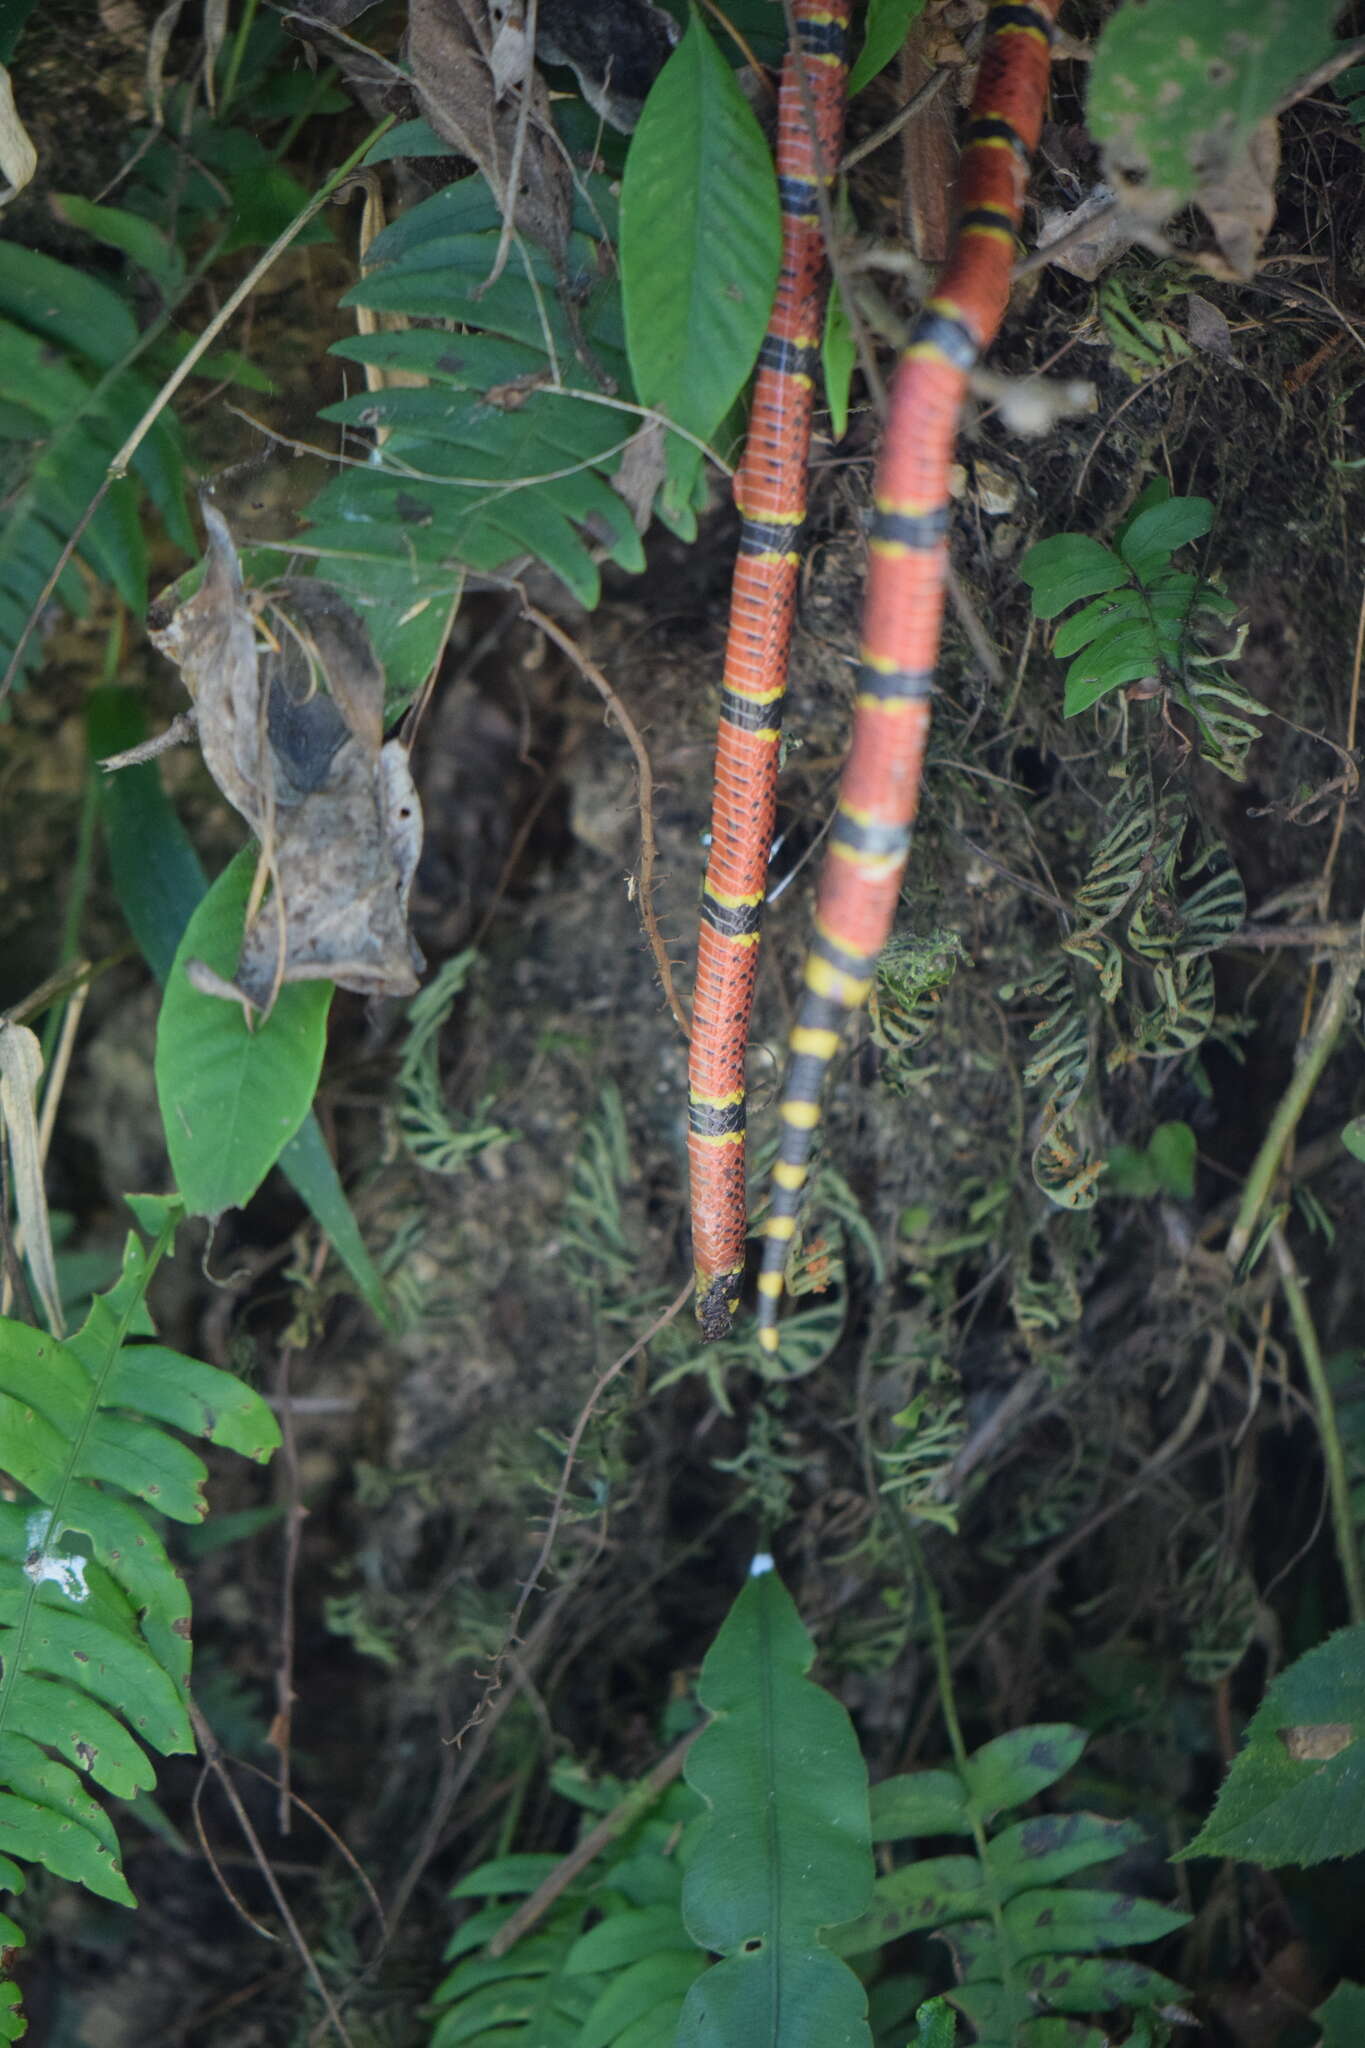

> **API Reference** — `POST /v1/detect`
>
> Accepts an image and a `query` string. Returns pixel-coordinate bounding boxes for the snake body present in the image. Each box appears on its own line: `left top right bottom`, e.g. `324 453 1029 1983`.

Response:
755 0 1063 1352
687 0 852 1340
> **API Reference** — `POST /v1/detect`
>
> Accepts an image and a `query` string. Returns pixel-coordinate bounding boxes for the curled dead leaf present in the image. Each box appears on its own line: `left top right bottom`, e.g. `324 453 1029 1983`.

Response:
143 503 425 1011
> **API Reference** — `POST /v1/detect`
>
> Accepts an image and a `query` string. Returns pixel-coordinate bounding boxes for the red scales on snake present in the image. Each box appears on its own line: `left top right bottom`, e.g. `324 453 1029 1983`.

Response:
686 1 1064 1351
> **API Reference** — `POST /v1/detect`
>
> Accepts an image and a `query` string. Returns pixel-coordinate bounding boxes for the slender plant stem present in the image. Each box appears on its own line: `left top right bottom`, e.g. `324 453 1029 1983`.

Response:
1226 949 1364 1271
218 0 260 116
1271 1226 1365 1625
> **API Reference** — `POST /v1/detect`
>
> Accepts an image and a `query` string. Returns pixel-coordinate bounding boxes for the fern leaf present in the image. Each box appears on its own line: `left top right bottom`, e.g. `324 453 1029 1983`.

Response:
837 1725 1187 2042
1022 488 1262 776
0 1198 279 1958
311 175 645 610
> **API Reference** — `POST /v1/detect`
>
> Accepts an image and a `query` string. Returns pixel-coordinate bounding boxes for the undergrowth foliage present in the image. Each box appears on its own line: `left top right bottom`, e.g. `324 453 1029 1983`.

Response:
1021 484 1260 778
7 0 1365 2037
0 1195 279 2002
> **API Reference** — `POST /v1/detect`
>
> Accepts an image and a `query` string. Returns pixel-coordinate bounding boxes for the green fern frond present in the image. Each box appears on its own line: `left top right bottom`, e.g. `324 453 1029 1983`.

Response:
1021 485 1262 779
396 952 518 1175
560 1084 637 1293
0 1195 279 1988
838 1726 1189 2046
430 1782 704 2048
0 245 193 690
870 928 964 1092
312 175 647 614
1097 277 1190 381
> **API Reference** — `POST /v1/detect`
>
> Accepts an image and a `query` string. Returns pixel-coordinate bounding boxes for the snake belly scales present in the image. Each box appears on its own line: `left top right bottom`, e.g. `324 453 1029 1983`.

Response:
685 0 1063 1351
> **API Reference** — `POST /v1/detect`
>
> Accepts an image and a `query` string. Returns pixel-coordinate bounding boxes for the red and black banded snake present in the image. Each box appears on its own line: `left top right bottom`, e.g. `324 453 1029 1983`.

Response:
687 0 852 1341
686 1 1063 1350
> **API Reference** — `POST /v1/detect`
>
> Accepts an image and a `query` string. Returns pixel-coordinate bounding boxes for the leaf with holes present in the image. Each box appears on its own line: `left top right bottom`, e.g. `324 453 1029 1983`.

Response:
679 1568 873 2045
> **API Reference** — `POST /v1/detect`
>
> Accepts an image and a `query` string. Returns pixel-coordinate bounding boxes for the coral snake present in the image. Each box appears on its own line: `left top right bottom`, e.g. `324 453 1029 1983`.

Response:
687 0 1063 1351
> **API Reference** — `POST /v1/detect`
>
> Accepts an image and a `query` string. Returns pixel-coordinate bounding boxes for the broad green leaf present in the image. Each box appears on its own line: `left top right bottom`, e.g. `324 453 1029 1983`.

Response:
1022 1954 1186 2013
91 691 396 1323
620 12 779 449
363 116 450 161
450 1852 566 1898
578 1949 706 2047
221 164 333 254
1179 1625 1365 1865
963 1725 1088 1815
2 1671 155 1798
154 849 332 1217
829 1855 985 1954
0 1734 117 1863
912 1995 958 2048
0 242 137 369
79 1410 208 1522
1342 1116 1365 1163
1118 495 1212 579
1019 534 1128 618
988 1813 1146 1892
0 1602 190 1756
1002 1887 1189 1957
0 1792 131 1906
1316 1980 1365 2046
1089 0 1343 221
848 0 926 96
822 280 856 443
870 1769 969 1840
103 1344 280 1460
679 1570 873 2045
1052 593 1129 661
1065 640 1164 716
566 1903 693 1975
51 194 185 297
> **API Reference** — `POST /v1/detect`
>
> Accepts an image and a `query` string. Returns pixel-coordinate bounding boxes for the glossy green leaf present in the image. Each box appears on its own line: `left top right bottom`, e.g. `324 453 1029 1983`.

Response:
1180 1625 1365 1865
51 194 186 296
911 1995 958 2048
0 1792 131 1906
90 690 396 1324
870 1770 969 1840
1316 1979 1365 2046
154 850 332 1217
822 280 856 443
1021 1954 1186 2014
1117 495 1212 579
1019 533 1129 618
831 1854 986 1954
679 1569 873 2045
579 1949 707 2047
988 1813 1146 1891
621 12 779 449
566 1903 694 1975
1003 1887 1189 1957
963 1725 1088 1815
848 0 926 96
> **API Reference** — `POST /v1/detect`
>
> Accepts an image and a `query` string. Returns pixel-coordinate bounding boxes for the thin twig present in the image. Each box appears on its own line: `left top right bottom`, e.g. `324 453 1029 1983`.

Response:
489 1726 701 1955
522 603 691 1039
188 1700 356 2046
455 1275 693 1755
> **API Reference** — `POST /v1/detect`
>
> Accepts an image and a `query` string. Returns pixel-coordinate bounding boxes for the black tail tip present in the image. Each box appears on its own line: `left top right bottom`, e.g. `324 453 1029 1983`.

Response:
696 1274 738 1342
